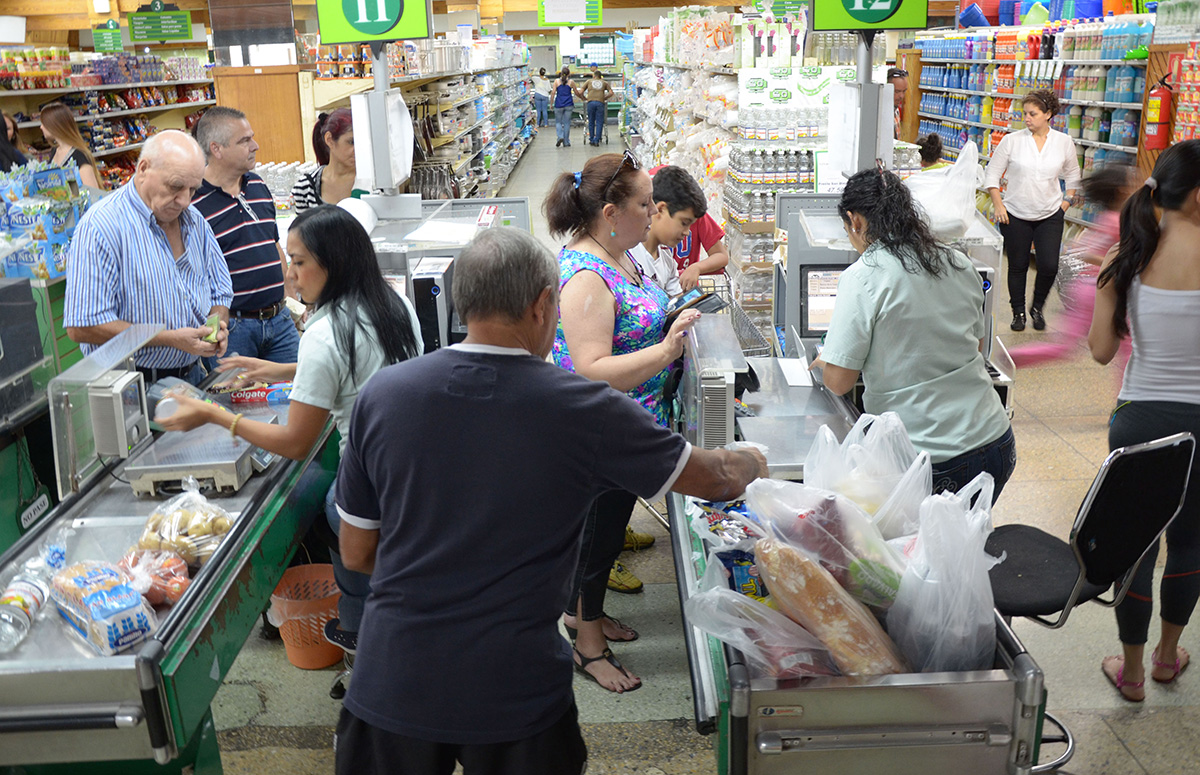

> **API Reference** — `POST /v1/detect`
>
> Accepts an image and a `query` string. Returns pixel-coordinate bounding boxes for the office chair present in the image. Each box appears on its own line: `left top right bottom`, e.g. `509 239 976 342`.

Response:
986 431 1196 772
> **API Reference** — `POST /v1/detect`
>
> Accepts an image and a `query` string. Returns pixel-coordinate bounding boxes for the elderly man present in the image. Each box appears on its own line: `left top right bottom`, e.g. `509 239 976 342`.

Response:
192 107 298 365
888 66 909 139
333 227 767 775
65 130 233 385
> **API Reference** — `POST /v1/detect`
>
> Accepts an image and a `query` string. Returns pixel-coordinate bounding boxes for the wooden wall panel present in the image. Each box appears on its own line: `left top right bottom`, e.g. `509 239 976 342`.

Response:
896 49 922 144
1137 43 1187 179
212 66 306 164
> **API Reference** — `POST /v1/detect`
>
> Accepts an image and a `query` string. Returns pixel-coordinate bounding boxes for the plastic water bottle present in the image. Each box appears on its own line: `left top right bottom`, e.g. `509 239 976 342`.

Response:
1105 65 1119 101
750 191 764 223
1115 64 1135 103
0 542 66 654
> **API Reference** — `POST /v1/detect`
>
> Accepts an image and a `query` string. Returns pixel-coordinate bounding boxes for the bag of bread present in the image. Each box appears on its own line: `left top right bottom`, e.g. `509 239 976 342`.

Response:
745 478 906 610
137 477 234 567
118 549 191 607
755 533 906 676
50 561 157 656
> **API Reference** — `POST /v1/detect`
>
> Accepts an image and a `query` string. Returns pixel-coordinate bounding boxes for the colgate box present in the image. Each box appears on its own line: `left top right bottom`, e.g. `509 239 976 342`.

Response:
228 382 292 404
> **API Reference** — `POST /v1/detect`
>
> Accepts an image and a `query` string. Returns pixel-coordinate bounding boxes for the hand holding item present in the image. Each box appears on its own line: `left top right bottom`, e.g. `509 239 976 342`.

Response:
156 394 222 432
216 355 290 383
740 447 769 479
663 309 701 360
174 326 223 358
679 265 702 292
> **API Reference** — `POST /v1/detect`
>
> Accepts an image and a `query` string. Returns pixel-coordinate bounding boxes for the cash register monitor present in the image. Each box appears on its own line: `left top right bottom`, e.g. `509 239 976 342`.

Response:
800 264 845 338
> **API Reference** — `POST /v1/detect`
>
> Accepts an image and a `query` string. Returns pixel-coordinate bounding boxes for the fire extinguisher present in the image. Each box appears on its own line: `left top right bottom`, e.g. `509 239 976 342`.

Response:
1145 76 1174 151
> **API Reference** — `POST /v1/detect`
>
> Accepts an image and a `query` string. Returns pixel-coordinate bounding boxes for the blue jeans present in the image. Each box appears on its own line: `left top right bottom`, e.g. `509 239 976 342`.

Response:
930 426 1017 505
206 307 299 370
326 483 371 633
534 94 549 126
556 106 572 144
587 101 604 144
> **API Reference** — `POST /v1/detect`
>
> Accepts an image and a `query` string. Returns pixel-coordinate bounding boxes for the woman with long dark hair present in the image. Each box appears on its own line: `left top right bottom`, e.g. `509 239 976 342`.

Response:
814 168 1016 500
160 204 422 651
552 67 579 147
545 152 700 693
291 108 356 212
0 112 26 173
39 102 100 188
1089 140 1200 702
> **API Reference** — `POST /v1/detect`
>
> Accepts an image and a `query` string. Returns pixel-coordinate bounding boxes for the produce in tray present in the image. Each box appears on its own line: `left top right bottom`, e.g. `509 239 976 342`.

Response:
118 549 191 606
50 561 157 656
756 534 906 676
137 479 234 566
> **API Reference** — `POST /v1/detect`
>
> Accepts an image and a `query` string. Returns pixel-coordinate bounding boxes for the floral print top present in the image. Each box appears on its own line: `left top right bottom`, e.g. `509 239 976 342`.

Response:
553 248 672 427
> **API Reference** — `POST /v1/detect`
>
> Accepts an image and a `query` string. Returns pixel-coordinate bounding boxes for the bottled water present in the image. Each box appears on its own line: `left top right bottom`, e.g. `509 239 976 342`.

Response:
750 191 765 223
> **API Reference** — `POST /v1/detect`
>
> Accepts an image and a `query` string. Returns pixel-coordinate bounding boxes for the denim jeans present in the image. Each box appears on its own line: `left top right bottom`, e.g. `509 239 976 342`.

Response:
565 489 637 620
556 106 572 144
206 307 300 370
534 94 549 126
930 426 1017 505
586 101 604 144
326 482 372 633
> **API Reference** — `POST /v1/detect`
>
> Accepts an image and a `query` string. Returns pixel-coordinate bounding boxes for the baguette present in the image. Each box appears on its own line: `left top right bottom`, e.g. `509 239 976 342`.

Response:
756 535 906 676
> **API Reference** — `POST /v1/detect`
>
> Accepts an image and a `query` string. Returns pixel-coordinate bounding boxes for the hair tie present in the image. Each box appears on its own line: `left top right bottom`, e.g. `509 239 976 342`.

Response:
573 172 582 189
1145 177 1158 191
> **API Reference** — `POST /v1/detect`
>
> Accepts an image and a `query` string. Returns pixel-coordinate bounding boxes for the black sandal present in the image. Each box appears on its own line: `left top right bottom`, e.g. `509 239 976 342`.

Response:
563 613 638 642
573 647 641 692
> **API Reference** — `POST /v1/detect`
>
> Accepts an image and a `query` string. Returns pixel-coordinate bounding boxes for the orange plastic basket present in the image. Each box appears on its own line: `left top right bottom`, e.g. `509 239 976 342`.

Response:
270 564 343 670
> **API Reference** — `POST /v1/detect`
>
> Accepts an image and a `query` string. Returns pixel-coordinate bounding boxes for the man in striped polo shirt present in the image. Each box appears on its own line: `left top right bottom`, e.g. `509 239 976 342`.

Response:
192 107 299 365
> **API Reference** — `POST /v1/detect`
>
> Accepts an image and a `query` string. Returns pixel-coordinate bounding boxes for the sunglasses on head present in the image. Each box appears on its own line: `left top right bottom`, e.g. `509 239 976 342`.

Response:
602 150 641 201
888 68 908 79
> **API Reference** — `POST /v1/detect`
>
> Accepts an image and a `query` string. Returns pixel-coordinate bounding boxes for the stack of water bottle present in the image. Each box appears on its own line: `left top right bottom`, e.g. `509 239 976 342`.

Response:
736 105 828 142
727 229 775 269
255 161 318 213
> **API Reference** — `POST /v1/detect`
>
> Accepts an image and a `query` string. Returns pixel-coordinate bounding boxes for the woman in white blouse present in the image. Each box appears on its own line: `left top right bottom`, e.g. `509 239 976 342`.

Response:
985 90 1081 332
531 67 552 128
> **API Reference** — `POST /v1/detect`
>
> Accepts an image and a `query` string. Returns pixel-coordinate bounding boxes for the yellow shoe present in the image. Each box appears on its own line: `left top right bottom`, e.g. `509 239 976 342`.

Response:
624 525 656 551
607 561 643 594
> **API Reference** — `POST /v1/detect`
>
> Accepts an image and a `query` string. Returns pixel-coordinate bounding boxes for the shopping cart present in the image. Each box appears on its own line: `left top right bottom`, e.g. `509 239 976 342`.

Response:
571 103 610 144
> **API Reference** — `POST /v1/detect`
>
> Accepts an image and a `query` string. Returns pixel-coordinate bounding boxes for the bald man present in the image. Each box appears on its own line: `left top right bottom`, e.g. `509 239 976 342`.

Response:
66 130 234 385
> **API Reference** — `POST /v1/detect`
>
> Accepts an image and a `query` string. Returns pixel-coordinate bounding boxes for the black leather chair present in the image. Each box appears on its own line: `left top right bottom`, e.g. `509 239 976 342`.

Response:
986 431 1196 772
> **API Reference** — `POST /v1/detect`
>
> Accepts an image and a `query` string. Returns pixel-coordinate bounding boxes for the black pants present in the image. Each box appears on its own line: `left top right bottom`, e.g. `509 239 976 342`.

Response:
565 489 638 620
1000 209 1065 313
335 702 587 775
1109 401 1200 645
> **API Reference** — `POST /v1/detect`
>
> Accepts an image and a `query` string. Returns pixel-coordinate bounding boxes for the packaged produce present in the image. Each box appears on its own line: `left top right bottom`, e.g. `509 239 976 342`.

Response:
50 561 157 656
118 549 191 607
137 478 234 567
755 534 906 676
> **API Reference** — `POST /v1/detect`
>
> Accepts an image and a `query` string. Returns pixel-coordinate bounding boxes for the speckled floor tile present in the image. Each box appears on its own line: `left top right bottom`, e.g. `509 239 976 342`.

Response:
621 503 677 586
220 746 334 775
1005 414 1100 483
1041 414 1117 465
989 476 1093 532
1102 705 1200 775
581 720 717 775
1014 366 1123 418
1040 710 1148 775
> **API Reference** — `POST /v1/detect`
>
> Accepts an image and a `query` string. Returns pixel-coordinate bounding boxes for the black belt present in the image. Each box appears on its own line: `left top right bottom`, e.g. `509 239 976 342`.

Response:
136 363 197 382
232 301 285 320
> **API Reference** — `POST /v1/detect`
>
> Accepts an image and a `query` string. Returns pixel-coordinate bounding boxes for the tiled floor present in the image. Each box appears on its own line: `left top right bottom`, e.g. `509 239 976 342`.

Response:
211 130 1199 774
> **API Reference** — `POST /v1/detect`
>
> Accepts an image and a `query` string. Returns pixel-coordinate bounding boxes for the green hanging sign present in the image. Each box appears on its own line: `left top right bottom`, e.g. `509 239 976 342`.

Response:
129 1 193 42
813 0 929 31
316 0 433 45
93 19 124 53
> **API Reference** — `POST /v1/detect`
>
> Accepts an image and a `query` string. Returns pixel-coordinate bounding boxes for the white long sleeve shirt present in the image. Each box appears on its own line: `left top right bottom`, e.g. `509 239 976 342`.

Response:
983 128 1081 222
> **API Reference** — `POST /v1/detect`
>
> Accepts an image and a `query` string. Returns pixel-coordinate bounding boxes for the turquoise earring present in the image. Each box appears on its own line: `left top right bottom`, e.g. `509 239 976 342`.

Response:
610 230 617 237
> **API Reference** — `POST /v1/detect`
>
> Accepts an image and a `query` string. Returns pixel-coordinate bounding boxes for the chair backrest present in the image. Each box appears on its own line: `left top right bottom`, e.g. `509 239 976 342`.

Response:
1071 432 1195 588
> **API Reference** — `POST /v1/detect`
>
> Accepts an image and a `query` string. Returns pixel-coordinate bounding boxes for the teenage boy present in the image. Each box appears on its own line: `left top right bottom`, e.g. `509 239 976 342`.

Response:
631 166 709 298
647 165 729 290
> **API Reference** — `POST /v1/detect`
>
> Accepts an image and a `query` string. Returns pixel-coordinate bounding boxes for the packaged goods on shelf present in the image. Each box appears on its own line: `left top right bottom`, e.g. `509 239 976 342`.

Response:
1173 41 1200 143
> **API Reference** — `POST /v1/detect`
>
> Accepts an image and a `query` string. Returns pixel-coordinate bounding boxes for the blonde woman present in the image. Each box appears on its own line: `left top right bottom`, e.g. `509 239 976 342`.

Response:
39 102 102 189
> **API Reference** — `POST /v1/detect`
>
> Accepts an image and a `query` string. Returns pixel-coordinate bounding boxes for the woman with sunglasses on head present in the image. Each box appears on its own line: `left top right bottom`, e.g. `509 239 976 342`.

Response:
544 152 701 694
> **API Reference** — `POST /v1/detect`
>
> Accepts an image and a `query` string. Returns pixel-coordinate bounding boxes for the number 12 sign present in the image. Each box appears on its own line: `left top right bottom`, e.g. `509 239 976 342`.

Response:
812 0 929 31
316 0 433 44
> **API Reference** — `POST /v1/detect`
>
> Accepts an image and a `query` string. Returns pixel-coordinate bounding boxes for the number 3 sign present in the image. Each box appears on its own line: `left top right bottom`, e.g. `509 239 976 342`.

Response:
317 0 431 44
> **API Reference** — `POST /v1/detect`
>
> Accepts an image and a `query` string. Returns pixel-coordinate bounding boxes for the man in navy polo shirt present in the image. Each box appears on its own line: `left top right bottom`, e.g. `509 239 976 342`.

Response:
192 107 299 364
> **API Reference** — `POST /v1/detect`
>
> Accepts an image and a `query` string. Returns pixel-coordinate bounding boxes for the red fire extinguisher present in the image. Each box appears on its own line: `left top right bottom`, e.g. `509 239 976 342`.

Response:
1145 76 1174 151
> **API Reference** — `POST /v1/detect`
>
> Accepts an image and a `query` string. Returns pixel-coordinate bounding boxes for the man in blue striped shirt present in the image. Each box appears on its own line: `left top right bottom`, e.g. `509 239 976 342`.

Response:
192 107 299 365
65 130 234 386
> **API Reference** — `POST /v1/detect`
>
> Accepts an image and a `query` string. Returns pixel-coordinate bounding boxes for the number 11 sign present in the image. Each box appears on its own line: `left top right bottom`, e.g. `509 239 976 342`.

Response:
316 0 432 44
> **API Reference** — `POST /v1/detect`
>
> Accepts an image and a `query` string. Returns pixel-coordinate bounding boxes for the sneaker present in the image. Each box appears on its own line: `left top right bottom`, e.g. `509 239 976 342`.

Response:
1010 311 1026 332
623 526 655 551
607 561 643 594
324 617 358 655
1030 306 1046 331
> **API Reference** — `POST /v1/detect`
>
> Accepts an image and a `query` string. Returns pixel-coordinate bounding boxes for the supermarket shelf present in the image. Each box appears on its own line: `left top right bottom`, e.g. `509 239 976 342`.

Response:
436 93 484 111
917 57 1146 66
635 60 737 75
431 116 487 147
1074 137 1137 153
93 141 147 158
1059 97 1143 110
1065 214 1093 227
920 85 991 97
920 85 1144 112
0 77 212 99
918 111 1010 132
17 99 216 129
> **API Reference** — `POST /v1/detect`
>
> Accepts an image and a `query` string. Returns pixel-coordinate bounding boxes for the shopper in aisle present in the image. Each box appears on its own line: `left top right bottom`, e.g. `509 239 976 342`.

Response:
2 110 22 153
64 130 232 386
158 204 422 654
917 133 948 170
532 67 551 127
553 68 578 147
332 227 766 773
292 108 357 212
39 102 101 189
581 66 615 146
0 117 25 172
1089 141 1200 703
985 89 1081 332
647 165 729 290
888 67 909 139
192 107 299 366
814 168 1016 502
630 165 710 298
546 151 703 692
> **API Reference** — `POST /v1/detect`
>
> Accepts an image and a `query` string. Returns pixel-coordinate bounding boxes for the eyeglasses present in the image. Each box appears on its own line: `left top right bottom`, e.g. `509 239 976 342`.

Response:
602 150 641 201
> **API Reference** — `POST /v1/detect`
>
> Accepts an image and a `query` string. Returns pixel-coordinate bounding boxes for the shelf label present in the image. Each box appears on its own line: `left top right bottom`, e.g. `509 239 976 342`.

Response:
317 0 432 44
129 2 193 42
93 20 124 53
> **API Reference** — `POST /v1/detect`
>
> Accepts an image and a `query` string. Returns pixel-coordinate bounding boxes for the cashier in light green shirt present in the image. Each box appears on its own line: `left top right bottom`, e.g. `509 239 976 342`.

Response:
813 169 1015 503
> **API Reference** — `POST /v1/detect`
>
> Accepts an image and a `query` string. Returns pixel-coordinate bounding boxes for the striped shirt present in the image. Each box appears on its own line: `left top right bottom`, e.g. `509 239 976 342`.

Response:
192 173 284 313
291 166 325 214
64 178 234 369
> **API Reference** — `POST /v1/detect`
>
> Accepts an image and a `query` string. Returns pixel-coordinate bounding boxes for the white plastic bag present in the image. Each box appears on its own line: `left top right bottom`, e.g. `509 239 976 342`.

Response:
887 473 1004 673
904 141 982 241
872 451 932 540
803 413 923 521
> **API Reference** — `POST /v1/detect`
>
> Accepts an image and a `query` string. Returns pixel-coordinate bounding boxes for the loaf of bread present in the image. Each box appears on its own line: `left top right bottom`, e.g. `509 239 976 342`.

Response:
756 535 906 676
51 561 157 656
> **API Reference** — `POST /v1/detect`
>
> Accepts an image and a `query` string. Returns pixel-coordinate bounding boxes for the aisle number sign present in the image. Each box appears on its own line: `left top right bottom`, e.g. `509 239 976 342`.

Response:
812 0 929 31
93 20 124 53
316 0 433 44
129 1 193 42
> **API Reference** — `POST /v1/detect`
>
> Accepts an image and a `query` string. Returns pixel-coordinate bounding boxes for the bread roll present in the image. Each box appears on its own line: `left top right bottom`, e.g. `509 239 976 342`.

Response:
756 536 906 676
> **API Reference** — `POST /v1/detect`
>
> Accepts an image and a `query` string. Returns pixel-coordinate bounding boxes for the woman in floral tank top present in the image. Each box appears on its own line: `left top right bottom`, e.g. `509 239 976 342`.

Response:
545 152 701 694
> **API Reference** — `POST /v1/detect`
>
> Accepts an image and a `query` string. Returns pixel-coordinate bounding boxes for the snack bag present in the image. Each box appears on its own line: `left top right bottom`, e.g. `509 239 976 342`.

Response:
137 477 234 567
50 561 157 656
118 549 191 606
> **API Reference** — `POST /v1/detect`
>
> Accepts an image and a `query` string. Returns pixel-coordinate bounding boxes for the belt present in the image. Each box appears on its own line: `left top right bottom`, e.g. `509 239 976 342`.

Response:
136 363 197 382
232 301 285 320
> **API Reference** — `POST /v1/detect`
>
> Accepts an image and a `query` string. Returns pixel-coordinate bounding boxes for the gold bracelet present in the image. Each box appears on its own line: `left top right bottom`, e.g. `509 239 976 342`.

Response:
229 413 244 439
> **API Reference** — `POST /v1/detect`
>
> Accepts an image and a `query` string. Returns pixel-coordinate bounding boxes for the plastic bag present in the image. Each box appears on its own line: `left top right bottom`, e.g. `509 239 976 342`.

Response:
745 478 906 609
887 473 1004 673
804 413 921 518
50 561 157 656
118 549 191 606
137 477 234 567
685 587 839 680
872 451 932 540
904 141 982 241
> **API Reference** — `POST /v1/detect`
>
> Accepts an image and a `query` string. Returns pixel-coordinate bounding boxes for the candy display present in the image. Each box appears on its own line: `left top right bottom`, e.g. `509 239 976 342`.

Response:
0 51 206 93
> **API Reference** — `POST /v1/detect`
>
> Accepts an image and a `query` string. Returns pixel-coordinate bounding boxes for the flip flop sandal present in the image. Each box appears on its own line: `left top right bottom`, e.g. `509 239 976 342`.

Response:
1102 656 1145 702
564 613 639 642
574 647 641 693
1152 646 1191 684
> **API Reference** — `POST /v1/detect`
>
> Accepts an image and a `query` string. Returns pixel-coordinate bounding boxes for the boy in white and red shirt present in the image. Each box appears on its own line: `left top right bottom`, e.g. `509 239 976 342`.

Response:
647 165 729 290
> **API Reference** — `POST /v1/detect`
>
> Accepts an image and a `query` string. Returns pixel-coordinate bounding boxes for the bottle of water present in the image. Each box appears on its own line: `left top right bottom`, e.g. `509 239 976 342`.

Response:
750 191 765 223
751 150 765 186
0 558 56 653
763 191 776 225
